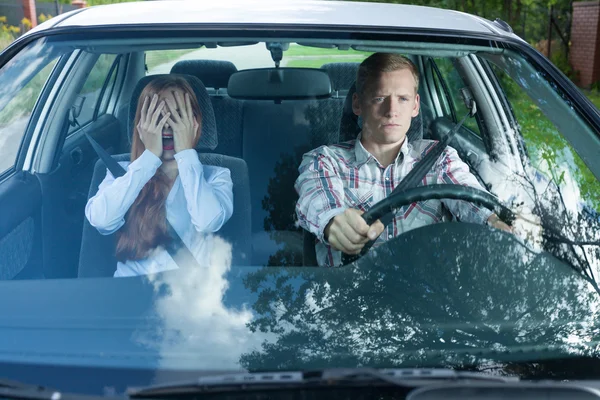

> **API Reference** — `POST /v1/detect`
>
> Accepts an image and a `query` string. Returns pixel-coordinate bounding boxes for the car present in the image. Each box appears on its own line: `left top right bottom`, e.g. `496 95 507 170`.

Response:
0 0 599 397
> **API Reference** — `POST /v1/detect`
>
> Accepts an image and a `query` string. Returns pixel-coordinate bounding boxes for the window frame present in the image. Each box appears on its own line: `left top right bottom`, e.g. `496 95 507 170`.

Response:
1 49 74 180
66 53 122 138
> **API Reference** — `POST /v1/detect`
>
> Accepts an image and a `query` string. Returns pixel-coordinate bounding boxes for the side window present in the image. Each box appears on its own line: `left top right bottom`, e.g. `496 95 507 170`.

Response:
67 54 119 135
431 58 482 136
0 58 59 174
488 62 600 215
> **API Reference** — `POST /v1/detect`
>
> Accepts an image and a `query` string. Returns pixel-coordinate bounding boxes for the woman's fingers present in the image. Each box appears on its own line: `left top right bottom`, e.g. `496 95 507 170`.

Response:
165 96 182 124
157 112 171 131
174 91 189 122
166 117 177 132
140 96 149 126
185 93 193 125
149 101 165 128
147 94 158 119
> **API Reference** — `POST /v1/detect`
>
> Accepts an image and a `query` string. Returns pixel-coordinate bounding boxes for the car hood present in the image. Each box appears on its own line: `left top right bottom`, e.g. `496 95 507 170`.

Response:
0 223 599 394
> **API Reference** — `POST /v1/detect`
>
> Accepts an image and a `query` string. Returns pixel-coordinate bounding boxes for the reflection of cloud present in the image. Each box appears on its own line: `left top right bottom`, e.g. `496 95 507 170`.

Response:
133 236 272 371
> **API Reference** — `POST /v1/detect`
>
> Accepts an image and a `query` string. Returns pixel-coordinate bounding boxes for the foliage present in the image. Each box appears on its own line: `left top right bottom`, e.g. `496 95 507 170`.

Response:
38 14 53 24
20 18 31 31
350 0 575 78
0 16 22 51
492 63 600 214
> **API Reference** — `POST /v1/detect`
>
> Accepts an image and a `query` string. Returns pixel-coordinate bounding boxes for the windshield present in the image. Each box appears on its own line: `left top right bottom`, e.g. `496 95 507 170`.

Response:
0 28 600 391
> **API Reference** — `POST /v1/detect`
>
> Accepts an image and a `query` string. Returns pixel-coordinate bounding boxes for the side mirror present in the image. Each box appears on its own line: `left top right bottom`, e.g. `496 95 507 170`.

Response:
69 95 86 126
459 87 477 117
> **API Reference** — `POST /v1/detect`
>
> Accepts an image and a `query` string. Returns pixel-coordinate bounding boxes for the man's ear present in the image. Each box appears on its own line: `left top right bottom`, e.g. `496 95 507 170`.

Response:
352 92 361 116
412 93 421 118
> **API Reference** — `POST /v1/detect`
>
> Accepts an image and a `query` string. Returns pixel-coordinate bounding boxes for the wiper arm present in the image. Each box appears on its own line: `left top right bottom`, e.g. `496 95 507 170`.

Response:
128 368 518 398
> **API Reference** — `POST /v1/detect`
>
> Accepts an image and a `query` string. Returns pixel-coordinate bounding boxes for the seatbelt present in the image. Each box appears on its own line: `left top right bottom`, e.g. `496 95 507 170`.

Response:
85 132 201 269
342 100 477 265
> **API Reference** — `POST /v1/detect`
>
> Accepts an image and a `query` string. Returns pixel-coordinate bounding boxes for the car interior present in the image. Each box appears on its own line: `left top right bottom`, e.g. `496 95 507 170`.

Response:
1 37 598 281
70 46 518 277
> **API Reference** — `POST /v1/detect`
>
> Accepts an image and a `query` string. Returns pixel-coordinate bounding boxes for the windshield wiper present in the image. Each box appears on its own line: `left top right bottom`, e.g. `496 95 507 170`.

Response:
0 377 116 400
127 368 518 398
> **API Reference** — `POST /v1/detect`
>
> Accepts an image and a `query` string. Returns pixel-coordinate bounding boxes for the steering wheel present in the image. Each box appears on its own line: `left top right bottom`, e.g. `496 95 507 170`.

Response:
341 184 516 265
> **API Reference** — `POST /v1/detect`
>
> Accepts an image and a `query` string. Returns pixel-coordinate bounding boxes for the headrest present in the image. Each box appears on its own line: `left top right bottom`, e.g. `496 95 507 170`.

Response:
128 74 218 151
171 60 238 90
321 62 360 91
339 82 423 143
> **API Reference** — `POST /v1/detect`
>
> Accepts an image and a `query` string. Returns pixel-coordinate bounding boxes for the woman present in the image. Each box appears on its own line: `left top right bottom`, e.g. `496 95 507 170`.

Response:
85 75 234 277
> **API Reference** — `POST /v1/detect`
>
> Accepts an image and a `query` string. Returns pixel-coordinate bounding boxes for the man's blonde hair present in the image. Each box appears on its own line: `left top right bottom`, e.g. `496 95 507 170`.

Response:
356 53 419 95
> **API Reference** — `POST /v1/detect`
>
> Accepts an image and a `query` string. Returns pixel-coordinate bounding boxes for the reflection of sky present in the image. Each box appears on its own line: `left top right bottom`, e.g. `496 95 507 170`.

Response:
0 39 56 112
133 236 276 372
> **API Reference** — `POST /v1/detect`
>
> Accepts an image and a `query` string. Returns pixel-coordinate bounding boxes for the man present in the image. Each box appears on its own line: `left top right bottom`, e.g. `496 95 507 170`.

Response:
294 52 511 267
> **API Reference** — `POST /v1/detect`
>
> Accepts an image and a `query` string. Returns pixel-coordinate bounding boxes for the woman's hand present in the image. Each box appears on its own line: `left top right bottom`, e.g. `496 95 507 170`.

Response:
166 91 200 154
137 94 170 158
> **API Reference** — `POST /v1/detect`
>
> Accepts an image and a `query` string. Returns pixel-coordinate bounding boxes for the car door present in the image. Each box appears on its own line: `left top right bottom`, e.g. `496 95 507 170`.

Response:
0 44 68 280
35 52 127 279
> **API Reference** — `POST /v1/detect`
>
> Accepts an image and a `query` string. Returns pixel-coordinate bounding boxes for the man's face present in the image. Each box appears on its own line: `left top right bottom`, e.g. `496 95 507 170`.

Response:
352 68 420 146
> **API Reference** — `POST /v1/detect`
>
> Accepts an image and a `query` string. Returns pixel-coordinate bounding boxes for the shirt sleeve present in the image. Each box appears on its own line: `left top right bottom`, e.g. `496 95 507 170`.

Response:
436 146 493 224
294 148 347 242
174 149 234 233
85 149 162 235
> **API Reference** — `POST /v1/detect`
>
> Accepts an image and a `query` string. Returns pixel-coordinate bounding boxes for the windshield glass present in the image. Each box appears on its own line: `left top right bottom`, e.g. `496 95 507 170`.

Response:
0 29 599 387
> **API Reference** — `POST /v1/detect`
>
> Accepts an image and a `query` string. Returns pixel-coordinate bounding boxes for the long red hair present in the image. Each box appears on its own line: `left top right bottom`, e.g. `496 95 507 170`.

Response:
116 75 202 262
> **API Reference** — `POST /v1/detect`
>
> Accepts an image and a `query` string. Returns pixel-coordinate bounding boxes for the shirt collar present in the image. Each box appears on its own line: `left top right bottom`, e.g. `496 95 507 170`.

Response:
354 132 411 168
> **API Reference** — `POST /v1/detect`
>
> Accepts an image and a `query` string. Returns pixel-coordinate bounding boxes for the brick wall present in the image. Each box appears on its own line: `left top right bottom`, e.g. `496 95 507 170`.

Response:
21 0 37 27
570 1 600 88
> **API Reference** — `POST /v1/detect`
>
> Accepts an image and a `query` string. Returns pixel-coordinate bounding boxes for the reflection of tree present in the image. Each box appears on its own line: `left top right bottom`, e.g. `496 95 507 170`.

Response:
240 224 600 375
514 164 600 290
262 146 309 267
261 100 342 267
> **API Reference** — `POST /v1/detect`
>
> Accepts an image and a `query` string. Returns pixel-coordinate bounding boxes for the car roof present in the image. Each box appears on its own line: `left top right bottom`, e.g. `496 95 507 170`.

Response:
29 0 514 37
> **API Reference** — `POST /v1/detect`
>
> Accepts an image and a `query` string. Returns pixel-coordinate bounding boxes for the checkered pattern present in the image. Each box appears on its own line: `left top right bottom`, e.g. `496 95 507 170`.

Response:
295 137 493 267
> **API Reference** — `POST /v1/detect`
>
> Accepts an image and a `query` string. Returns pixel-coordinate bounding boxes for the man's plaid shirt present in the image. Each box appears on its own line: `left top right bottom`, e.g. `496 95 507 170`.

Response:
294 136 492 267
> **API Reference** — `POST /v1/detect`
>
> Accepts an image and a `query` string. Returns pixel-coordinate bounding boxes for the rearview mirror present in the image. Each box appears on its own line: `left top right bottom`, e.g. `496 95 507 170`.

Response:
227 68 332 100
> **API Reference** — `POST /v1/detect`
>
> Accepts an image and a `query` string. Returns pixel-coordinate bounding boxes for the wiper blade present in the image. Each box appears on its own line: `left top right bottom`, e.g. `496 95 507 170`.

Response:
128 368 518 398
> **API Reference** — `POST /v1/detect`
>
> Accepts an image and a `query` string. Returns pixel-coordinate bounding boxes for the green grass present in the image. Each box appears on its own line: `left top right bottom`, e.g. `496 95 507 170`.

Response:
0 60 57 127
145 49 199 71
584 90 600 110
80 54 117 95
285 57 367 68
285 44 370 57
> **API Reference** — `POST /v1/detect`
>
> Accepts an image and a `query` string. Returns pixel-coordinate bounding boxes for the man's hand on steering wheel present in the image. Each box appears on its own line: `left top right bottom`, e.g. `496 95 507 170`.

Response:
487 213 513 233
324 209 385 255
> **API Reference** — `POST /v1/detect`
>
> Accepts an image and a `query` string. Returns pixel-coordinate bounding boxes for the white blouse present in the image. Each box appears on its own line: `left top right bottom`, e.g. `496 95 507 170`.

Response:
85 149 234 277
